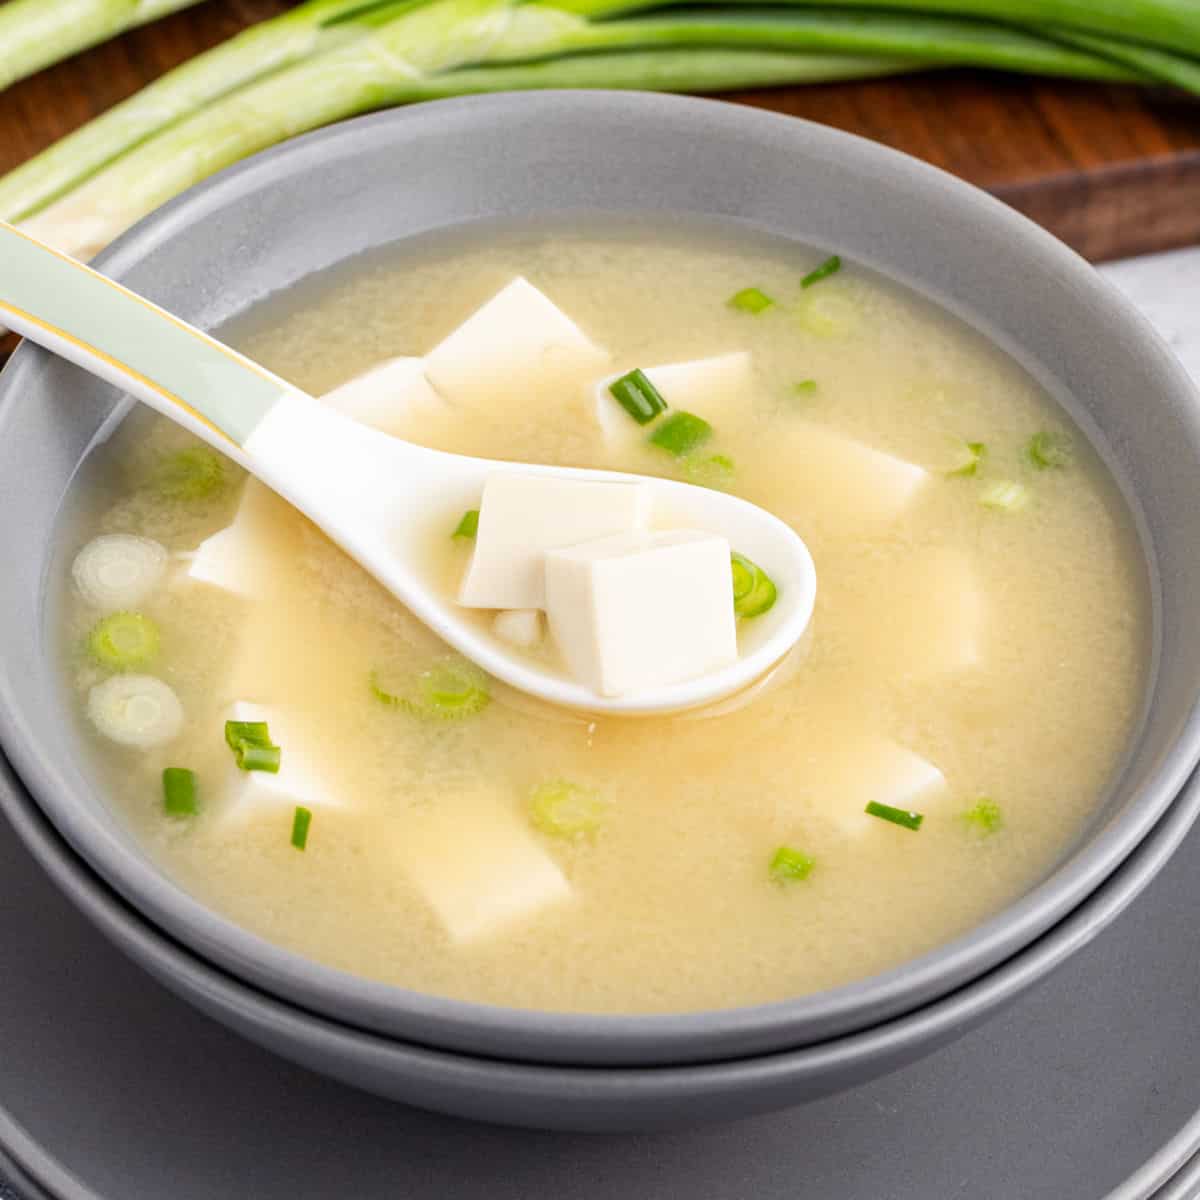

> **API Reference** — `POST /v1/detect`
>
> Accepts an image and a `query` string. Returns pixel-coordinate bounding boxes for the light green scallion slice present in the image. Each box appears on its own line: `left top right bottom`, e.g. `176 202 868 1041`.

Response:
728 287 774 314
609 368 668 425
945 440 986 477
224 719 282 774
963 798 1004 835
801 254 842 288
1026 431 1073 469
291 805 313 851
162 767 198 817
154 446 227 500
980 480 1031 512
648 411 713 458
87 611 161 671
683 453 735 490
452 509 479 540
528 780 607 839
769 846 815 883
370 655 490 720
730 552 777 618
795 287 858 338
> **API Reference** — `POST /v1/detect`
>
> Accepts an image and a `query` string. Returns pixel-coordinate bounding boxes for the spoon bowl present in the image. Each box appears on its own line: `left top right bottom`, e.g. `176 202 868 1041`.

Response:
0 220 816 714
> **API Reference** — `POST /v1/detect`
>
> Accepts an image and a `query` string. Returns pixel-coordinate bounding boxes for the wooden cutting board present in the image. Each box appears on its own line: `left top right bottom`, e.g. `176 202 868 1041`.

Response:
1 0 1199 266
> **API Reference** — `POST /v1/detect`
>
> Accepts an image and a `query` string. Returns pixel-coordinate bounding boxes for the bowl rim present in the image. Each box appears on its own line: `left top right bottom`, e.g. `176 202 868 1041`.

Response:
1 747 1197 1139
2 89 1200 1067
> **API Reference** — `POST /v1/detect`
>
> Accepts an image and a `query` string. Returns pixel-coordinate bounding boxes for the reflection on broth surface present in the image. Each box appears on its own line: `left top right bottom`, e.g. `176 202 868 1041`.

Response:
60 224 1147 1013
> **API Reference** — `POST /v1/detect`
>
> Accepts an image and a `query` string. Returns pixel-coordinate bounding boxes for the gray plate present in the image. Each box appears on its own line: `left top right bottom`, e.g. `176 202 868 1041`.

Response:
3 754 1200 1198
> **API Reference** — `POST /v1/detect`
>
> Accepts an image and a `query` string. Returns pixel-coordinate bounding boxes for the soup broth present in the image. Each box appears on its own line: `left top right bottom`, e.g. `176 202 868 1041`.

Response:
60 225 1148 1014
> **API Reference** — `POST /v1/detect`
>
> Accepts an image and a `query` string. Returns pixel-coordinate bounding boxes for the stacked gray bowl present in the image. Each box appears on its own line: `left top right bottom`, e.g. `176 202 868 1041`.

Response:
1 93 1199 1131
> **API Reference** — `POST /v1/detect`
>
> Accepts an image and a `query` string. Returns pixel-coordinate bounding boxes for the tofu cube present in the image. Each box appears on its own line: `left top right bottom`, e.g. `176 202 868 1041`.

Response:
818 738 948 837
776 424 928 532
864 548 984 679
459 474 652 611
218 701 344 828
492 609 544 650
594 352 754 447
184 479 278 597
395 785 571 943
424 277 609 409
319 356 445 436
544 530 738 697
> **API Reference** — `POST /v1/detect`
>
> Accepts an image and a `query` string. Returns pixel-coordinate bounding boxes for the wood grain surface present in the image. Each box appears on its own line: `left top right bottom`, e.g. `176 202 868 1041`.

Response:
1 0 1198 268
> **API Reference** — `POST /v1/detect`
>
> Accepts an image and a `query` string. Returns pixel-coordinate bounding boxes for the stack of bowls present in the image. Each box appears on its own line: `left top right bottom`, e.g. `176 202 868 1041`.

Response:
1 93 1199 1132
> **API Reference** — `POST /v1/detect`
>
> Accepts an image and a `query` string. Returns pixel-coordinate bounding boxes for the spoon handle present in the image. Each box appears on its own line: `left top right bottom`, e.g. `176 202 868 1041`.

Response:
0 222 295 450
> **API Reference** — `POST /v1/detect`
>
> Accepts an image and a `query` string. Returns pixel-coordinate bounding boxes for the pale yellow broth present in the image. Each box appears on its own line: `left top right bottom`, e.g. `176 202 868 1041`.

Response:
63 225 1148 1014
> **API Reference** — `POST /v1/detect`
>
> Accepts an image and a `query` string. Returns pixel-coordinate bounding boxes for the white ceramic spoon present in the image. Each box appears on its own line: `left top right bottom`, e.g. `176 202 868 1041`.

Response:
0 222 816 715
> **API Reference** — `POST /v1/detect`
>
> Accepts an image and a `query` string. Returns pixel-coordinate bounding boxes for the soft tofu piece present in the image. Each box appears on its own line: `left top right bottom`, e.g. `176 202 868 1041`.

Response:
395 784 571 943
423 277 609 409
818 739 948 837
459 475 652 610
775 423 928 532
492 609 543 650
217 701 344 828
544 530 737 697
844 549 984 681
319 356 445 436
184 479 278 597
594 352 754 447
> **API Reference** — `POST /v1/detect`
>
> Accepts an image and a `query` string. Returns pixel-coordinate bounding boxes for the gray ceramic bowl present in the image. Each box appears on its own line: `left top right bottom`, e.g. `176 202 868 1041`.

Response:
2 747 1198 1133
1 92 1200 1071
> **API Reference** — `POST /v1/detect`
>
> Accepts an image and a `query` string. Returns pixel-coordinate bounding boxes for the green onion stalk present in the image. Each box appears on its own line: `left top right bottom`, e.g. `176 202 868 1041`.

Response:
0 0 203 93
1044 27 1200 93
0 0 421 223
551 0 1200 58
16 0 1152 262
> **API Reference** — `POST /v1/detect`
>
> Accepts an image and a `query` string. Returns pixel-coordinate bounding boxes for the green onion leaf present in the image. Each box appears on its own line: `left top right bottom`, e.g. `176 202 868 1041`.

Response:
792 379 818 397
87 611 161 671
1026 431 1073 470
683 453 735 490
963 798 1003 835
980 480 1031 512
370 655 490 720
649 410 713 458
801 255 842 288
730 552 777 618
154 446 227 501
529 780 607 839
728 287 774 314
946 440 986 478
865 801 923 831
224 719 282 774
452 509 479 540
162 767 198 817
608 368 668 425
291 806 312 851
769 845 815 883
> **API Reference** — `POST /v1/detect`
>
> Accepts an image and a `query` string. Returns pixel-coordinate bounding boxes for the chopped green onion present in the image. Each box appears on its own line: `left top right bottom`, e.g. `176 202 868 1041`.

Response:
72 534 167 612
801 255 842 288
1026 431 1073 470
795 288 858 338
728 287 775 314
87 611 161 671
154 446 227 500
370 655 490 720
865 800 923 831
963 798 1004 835
87 674 183 749
980 480 1031 512
792 379 818 397
291 805 312 851
452 509 479 540
648 410 713 458
162 767 198 817
224 719 282 774
769 845 815 883
946 440 986 477
528 780 607 838
730 552 777 618
683 453 735 490
608 368 668 425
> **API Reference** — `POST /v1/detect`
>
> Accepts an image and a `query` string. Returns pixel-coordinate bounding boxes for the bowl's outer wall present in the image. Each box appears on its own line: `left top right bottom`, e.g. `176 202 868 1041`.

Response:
2 93 1200 1067
1 748 1198 1133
